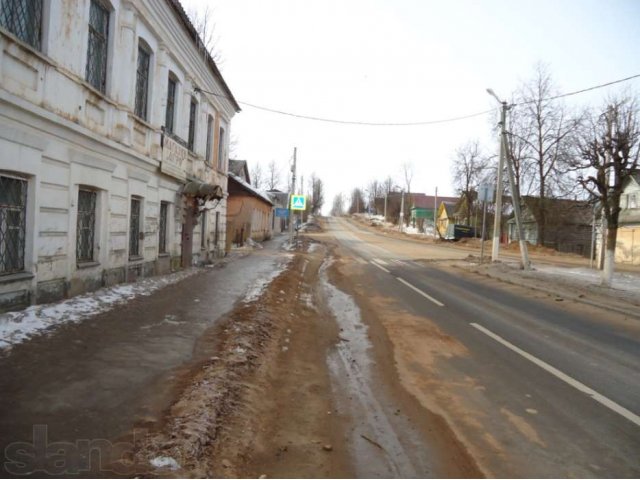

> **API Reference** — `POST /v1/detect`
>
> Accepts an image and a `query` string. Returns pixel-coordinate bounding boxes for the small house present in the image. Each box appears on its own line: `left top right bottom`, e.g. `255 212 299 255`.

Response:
615 173 640 264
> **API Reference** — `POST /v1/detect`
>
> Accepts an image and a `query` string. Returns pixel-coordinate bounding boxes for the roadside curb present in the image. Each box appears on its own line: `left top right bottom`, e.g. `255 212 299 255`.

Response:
455 264 640 321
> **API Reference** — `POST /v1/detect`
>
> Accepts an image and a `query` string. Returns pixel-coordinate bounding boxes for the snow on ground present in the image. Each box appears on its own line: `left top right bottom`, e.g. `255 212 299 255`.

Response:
242 254 293 303
149 456 181 470
0 268 201 351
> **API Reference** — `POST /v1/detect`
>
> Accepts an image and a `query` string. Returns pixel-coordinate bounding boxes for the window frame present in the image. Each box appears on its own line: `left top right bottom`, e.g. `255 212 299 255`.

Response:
217 126 226 171
0 174 28 275
85 0 110 94
165 75 177 133
0 0 43 50
200 210 206 250
188 97 198 151
134 41 152 121
76 188 98 264
129 196 142 259
158 201 169 254
205 114 214 164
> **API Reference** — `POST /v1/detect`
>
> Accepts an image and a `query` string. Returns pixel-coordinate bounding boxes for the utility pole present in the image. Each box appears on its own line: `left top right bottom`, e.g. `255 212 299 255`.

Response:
503 133 530 269
487 88 530 269
490 96 505 262
399 191 405 232
383 193 387 222
289 147 297 244
434 186 438 239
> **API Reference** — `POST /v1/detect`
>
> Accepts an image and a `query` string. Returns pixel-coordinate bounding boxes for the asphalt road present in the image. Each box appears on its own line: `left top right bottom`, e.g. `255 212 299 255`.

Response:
327 216 640 477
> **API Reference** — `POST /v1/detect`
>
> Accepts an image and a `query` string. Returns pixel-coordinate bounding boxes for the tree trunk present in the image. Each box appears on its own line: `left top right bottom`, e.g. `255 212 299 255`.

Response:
601 223 618 287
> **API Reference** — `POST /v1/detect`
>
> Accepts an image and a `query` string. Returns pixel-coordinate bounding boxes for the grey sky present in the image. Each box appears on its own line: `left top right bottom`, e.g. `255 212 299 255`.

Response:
181 0 640 212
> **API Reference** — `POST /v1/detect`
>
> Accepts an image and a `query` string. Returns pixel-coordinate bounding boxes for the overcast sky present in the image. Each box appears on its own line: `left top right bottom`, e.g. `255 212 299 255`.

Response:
180 0 640 213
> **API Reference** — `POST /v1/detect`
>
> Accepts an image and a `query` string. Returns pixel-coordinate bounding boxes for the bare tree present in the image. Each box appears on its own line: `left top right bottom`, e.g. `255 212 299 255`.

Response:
265 160 282 190
187 5 224 67
382 176 396 195
250 163 264 189
575 96 640 286
451 140 489 224
349 188 365 214
510 63 583 245
401 162 414 194
331 194 345 217
309 173 325 215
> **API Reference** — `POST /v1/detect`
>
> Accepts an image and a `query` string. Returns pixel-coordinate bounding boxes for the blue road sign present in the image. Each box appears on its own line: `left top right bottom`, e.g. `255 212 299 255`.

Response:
275 207 289 218
291 195 306 211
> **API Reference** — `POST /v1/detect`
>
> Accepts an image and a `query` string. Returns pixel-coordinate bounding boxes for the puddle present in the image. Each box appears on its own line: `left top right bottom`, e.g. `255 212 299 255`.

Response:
319 257 423 478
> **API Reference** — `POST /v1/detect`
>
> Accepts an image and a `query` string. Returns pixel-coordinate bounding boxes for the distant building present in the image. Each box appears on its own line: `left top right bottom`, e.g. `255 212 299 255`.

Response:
226 160 274 249
0 0 239 311
507 197 593 256
614 173 640 265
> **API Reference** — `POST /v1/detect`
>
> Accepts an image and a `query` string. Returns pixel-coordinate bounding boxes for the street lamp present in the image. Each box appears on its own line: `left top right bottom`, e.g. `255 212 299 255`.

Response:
486 88 531 270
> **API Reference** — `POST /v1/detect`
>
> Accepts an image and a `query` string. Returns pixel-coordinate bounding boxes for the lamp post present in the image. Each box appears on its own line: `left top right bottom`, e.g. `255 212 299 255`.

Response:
486 89 530 270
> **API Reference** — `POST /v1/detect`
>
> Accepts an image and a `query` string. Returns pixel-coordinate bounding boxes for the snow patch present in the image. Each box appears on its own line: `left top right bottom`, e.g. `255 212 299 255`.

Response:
0 269 200 352
150 456 180 470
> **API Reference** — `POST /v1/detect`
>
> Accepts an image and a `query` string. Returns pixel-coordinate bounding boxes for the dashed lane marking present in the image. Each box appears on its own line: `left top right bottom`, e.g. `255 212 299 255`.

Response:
471 322 640 428
371 261 391 273
373 258 389 265
396 277 445 307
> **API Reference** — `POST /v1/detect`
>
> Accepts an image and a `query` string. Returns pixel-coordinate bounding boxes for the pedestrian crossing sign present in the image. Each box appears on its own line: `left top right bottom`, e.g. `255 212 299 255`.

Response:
290 195 306 211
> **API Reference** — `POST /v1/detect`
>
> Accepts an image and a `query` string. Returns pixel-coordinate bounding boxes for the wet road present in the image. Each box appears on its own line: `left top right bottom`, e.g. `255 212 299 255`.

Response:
0 236 290 476
327 217 640 477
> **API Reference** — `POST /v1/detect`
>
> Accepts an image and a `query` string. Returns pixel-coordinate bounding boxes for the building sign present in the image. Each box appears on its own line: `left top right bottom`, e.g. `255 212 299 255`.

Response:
290 195 306 211
161 134 188 181
275 207 289 218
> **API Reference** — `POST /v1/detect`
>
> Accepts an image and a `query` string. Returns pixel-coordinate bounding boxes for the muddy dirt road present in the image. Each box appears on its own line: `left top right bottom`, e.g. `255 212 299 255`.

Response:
3 218 638 477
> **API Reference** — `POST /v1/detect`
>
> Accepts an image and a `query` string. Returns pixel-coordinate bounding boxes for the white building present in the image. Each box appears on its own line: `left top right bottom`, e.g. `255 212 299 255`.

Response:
0 0 240 311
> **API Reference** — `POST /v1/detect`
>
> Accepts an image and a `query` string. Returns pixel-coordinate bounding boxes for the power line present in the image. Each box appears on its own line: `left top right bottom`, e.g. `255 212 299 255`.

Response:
196 72 640 127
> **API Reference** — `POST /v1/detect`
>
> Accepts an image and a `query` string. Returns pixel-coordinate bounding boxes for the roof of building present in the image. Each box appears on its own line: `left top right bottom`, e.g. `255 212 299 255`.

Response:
167 0 240 112
410 194 459 209
228 159 250 182
439 201 457 218
228 173 273 205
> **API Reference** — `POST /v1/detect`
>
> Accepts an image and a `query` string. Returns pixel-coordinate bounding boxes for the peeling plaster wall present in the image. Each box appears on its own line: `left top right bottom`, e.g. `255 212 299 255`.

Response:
0 0 236 311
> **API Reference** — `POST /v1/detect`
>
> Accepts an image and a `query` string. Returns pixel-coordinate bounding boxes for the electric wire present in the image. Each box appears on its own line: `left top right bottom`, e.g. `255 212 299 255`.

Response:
195 72 640 127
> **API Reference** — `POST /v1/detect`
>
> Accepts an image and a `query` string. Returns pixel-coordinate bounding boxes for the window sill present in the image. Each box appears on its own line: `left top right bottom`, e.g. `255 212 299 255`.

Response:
0 271 34 285
128 256 144 263
158 253 170 258
77 261 100 270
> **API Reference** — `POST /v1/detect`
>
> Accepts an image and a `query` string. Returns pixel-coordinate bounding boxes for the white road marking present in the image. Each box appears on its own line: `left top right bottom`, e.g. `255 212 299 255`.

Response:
471 323 640 428
370 261 390 273
355 257 368 264
396 277 445 307
373 258 389 265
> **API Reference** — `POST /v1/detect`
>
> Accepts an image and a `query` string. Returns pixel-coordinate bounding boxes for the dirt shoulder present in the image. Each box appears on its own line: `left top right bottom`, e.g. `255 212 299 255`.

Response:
126 237 352 477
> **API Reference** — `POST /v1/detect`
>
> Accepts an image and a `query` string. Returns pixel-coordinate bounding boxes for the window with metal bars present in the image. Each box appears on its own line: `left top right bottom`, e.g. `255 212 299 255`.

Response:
76 189 97 263
200 210 206 249
188 98 197 151
205 115 214 164
129 197 141 258
217 126 225 170
158 201 168 254
165 76 177 133
134 44 150 120
0 175 27 275
85 0 109 93
0 0 42 50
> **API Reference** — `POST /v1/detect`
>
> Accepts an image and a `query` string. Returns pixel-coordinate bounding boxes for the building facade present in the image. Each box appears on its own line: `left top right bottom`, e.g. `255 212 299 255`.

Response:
226 160 274 250
0 0 239 311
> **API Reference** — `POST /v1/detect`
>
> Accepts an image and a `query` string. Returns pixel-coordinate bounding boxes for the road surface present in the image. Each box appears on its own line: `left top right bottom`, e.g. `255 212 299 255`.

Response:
325 216 640 478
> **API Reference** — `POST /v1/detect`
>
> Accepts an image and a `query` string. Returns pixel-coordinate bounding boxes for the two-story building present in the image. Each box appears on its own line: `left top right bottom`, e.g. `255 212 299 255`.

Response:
0 0 239 311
